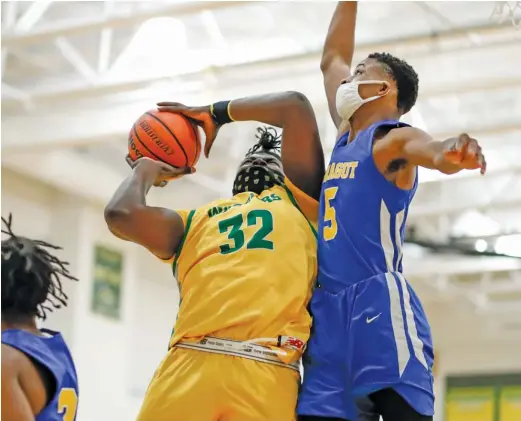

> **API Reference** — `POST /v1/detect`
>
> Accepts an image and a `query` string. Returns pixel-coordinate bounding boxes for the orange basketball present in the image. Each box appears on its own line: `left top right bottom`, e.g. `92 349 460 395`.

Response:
128 110 201 168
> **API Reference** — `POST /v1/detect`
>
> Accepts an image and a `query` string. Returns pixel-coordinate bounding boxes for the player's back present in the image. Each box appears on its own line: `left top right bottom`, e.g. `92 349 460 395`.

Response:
2 328 79 421
170 181 317 353
318 120 417 290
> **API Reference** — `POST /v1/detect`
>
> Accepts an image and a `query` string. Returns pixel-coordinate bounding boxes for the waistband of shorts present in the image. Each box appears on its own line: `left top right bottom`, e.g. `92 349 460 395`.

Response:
319 270 405 292
175 336 300 372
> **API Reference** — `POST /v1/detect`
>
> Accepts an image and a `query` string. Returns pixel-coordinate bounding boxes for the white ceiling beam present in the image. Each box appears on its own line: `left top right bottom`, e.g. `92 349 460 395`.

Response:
406 255 521 278
97 0 116 75
1 83 32 109
14 0 52 32
1 150 122 204
410 167 521 217
1 1 246 48
54 37 97 83
2 23 518 107
1 1 19 78
1 150 224 206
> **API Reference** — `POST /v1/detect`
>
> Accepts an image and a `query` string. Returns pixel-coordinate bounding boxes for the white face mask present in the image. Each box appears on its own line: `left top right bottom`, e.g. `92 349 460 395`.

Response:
335 80 389 121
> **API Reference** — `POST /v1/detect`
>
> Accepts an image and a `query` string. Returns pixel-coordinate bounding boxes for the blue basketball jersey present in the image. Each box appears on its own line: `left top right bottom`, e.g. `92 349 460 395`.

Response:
299 119 434 419
2 328 79 421
318 120 417 290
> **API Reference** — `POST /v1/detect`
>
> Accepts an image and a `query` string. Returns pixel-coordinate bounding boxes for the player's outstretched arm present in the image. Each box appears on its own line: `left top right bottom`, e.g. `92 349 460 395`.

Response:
1 345 39 421
159 91 324 201
104 158 189 260
321 1 358 129
373 127 487 185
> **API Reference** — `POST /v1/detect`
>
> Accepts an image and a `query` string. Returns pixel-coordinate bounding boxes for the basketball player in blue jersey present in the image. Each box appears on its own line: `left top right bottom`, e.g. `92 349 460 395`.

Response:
298 3 486 421
1 214 79 421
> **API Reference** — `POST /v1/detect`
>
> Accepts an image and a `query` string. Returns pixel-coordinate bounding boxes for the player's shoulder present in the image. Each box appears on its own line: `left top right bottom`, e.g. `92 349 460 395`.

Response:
280 177 319 228
2 343 31 376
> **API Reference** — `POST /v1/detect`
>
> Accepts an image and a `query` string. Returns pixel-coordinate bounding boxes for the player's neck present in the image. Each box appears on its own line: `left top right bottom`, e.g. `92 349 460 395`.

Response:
1 316 39 334
347 111 400 142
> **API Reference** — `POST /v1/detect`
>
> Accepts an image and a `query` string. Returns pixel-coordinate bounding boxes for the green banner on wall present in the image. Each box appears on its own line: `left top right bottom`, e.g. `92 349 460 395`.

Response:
91 245 123 320
500 386 521 421
446 387 495 421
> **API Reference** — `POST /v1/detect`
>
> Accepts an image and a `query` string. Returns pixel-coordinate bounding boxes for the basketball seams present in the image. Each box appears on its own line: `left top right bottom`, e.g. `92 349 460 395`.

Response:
131 123 164 162
145 112 189 167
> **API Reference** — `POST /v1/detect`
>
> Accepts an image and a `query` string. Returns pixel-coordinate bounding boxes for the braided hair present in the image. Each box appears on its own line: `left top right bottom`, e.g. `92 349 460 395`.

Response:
245 126 282 158
1 214 78 322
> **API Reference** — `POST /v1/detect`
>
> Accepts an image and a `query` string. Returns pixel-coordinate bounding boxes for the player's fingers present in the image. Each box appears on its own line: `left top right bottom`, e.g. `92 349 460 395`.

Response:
466 138 479 156
454 133 470 152
157 101 186 108
479 153 487 175
126 155 137 168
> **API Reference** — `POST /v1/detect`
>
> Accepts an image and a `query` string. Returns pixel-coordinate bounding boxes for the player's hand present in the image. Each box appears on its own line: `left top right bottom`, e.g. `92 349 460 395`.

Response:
156 102 220 158
442 133 487 175
126 156 194 187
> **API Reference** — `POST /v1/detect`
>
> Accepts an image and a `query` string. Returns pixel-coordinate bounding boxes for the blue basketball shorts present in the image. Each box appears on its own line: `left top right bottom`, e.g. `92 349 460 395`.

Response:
298 271 435 420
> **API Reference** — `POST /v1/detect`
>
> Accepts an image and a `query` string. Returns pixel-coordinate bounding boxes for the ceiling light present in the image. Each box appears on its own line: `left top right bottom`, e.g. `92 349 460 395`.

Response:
474 239 487 252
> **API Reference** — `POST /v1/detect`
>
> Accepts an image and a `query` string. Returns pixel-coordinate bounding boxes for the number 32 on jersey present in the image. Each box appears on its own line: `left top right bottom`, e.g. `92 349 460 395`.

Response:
323 187 338 241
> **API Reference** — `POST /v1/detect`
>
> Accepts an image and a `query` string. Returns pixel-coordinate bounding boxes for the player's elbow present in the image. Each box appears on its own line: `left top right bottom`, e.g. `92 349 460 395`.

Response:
104 204 141 236
320 52 334 73
282 91 314 115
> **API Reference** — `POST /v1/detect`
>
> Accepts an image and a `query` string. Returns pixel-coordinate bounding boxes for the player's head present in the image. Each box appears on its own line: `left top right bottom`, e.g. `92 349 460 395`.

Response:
232 126 284 196
336 52 419 121
1 214 78 324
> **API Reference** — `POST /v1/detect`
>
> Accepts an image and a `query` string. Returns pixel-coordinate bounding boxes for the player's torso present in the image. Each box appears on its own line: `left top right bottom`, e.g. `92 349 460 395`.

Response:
1 329 79 421
172 184 317 344
318 120 417 291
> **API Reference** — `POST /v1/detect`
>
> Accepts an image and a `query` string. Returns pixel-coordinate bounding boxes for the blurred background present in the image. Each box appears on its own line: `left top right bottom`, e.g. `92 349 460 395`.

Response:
2 1 521 420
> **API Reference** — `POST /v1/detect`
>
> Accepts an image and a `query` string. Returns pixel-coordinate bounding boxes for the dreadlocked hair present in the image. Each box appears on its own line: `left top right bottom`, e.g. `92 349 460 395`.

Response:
1 213 78 321
246 126 282 157
368 52 419 115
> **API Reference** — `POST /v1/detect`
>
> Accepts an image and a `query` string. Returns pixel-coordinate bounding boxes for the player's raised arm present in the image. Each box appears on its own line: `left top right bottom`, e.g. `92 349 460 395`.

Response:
321 1 358 129
374 127 487 178
158 91 324 201
104 158 190 260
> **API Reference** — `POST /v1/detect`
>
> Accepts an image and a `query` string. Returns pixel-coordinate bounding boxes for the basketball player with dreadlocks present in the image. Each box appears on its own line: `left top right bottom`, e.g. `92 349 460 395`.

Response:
1 214 79 421
105 91 324 421
298 3 487 421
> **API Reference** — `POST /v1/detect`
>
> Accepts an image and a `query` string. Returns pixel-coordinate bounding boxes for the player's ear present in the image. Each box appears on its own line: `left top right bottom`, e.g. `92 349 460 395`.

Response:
379 82 391 96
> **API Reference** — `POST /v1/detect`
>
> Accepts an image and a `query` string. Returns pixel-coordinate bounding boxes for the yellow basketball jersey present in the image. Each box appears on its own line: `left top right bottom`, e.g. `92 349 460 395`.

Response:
167 177 318 362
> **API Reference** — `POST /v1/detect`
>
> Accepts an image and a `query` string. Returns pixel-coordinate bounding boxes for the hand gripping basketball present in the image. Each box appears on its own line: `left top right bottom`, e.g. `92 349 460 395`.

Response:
441 133 487 175
126 156 194 187
157 102 220 158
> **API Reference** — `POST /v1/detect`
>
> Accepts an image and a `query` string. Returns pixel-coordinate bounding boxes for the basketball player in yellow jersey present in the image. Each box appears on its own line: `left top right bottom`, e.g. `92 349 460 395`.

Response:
104 91 325 421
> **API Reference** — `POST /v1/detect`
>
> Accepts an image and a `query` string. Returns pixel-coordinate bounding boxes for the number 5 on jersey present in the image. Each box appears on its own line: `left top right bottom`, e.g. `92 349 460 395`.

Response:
323 187 338 241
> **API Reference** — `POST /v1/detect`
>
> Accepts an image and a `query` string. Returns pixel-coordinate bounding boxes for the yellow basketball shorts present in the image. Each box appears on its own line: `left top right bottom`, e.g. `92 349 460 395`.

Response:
136 347 300 421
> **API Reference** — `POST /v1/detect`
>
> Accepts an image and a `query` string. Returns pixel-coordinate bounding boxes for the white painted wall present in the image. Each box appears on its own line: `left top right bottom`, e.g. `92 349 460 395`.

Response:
2 168 520 421
1 168 179 421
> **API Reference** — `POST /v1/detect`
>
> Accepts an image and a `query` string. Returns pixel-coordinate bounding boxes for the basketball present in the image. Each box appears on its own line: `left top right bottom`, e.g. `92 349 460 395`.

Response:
128 110 201 168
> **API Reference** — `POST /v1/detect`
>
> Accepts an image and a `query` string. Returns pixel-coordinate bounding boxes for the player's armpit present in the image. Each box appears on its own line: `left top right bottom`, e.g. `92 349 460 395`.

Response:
284 176 319 230
1 346 37 421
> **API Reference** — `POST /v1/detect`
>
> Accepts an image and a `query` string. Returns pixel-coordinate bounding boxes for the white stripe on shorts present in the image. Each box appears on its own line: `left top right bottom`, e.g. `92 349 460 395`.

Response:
395 272 429 371
385 272 410 377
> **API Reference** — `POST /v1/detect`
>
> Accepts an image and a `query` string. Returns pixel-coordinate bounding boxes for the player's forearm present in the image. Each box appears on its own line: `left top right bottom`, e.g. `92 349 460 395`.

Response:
403 138 461 175
321 1 357 71
104 167 154 222
228 91 314 128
